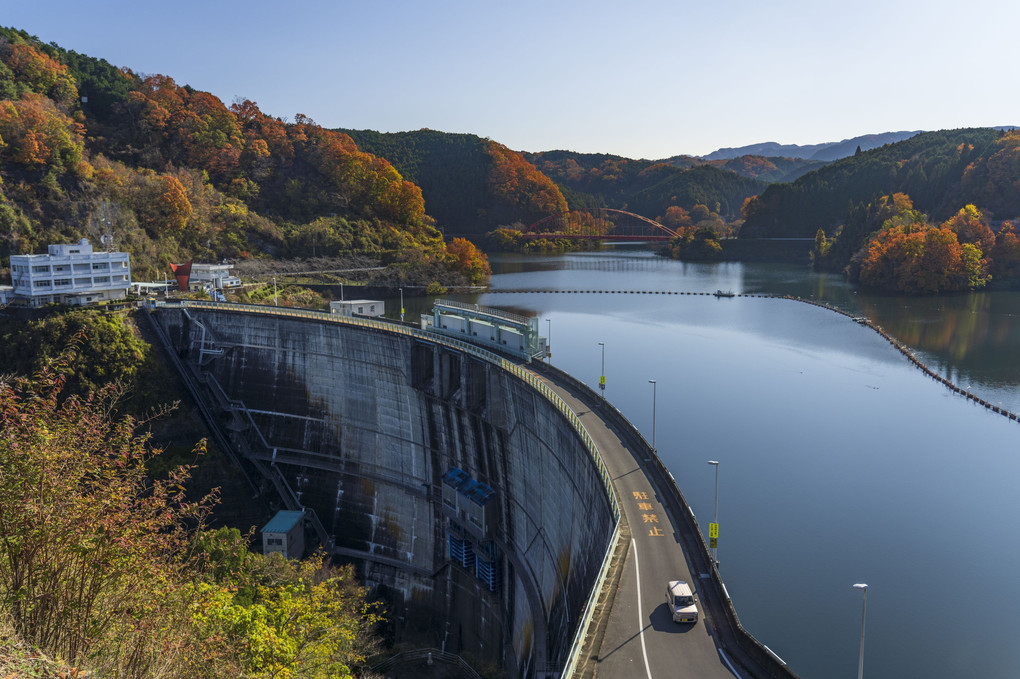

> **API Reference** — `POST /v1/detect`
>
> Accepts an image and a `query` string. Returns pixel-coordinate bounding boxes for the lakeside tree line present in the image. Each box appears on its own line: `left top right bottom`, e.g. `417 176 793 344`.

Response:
740 128 1020 293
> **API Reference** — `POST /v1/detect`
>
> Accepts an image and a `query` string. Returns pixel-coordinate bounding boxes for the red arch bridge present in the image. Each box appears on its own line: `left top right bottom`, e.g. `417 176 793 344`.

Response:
523 208 678 241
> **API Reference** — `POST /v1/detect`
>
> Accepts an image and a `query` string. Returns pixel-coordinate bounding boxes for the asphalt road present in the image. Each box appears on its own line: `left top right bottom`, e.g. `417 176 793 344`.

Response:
533 371 740 679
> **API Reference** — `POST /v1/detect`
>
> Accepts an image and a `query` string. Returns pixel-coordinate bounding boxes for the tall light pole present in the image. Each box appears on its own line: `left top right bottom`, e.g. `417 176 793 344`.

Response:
707 460 719 566
598 342 606 398
546 318 551 363
853 583 868 679
648 379 657 455
399 287 404 322
273 276 278 306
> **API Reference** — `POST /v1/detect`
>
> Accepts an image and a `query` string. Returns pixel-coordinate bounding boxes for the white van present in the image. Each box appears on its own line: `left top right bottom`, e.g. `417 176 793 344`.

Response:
666 580 698 624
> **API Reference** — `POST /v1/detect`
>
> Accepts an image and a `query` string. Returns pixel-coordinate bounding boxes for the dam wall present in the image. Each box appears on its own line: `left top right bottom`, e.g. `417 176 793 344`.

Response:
151 304 618 678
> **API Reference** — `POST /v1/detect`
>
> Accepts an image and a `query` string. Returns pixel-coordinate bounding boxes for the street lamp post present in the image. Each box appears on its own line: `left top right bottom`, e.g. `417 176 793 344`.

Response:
648 379 657 456
707 460 719 566
853 583 868 679
546 318 551 363
399 287 404 323
598 342 606 398
273 276 278 306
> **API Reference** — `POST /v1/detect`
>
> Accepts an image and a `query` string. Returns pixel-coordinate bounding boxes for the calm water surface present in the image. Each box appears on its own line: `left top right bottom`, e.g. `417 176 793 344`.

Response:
443 248 1020 679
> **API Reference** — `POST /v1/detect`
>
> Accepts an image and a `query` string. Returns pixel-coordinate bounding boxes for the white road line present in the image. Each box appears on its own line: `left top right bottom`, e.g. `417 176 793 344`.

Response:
719 648 743 678
632 538 654 679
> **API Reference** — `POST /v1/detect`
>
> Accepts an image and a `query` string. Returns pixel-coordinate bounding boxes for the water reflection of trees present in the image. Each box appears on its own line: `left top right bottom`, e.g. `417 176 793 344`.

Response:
857 293 995 361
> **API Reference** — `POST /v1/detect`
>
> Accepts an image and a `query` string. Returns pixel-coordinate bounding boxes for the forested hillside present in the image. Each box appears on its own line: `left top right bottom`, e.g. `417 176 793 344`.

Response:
342 128 567 234
0 26 487 284
657 153 828 183
525 150 766 220
741 128 1018 240
341 132 774 236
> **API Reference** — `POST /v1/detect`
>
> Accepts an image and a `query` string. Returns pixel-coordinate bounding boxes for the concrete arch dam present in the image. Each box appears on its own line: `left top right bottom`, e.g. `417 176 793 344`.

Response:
151 305 618 678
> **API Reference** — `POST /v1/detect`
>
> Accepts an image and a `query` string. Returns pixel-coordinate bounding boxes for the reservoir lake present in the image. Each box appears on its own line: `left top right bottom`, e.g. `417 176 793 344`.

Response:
435 248 1020 679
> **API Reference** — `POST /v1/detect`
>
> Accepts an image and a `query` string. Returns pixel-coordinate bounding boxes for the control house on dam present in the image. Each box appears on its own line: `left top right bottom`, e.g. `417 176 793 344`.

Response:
149 302 619 678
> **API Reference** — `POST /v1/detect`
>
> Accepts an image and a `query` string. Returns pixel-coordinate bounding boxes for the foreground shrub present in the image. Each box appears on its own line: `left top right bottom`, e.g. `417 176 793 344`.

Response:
0 346 216 676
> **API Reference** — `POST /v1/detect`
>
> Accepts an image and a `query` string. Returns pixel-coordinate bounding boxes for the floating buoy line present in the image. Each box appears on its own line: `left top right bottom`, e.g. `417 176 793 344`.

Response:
486 288 1017 423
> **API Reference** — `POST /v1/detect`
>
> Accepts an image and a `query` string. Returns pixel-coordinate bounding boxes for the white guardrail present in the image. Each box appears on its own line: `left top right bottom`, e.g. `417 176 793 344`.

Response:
153 299 622 678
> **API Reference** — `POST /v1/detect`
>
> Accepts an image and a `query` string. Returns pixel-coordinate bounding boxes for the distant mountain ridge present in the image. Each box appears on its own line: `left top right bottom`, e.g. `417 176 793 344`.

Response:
702 131 925 161
740 127 1020 243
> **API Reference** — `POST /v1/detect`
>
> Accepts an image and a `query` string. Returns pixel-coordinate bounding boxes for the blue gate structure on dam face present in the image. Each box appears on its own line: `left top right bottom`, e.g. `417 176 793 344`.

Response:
146 300 620 679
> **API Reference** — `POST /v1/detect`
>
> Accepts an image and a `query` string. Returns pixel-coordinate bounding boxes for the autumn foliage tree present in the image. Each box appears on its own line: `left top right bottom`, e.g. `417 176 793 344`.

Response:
157 174 193 235
660 205 693 229
856 203 991 293
0 92 92 177
990 222 1020 283
1 41 77 107
189 535 383 679
445 237 491 285
0 340 386 678
115 83 430 231
0 348 217 676
485 140 568 224
943 204 995 255
668 226 723 260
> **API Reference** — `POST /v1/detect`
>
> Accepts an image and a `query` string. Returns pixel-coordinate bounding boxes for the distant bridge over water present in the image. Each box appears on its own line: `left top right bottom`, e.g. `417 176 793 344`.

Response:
523 208 678 241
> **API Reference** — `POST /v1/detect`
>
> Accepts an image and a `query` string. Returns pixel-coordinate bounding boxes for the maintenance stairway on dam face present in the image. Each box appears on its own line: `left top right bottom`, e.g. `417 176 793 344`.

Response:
145 298 798 679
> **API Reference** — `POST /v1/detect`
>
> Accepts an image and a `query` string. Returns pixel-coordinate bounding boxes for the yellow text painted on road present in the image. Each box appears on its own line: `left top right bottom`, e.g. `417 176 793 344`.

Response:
632 491 649 500
637 502 653 511
642 514 659 523
648 526 664 537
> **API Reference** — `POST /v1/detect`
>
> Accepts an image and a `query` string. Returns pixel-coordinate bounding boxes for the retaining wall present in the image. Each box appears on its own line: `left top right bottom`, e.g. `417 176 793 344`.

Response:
152 306 616 678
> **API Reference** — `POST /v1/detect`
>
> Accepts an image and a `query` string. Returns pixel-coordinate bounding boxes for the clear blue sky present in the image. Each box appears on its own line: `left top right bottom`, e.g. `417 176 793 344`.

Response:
5 0 1017 159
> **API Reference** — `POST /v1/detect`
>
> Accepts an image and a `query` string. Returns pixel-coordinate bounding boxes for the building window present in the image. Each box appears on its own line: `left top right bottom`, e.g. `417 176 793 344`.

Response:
54 279 71 287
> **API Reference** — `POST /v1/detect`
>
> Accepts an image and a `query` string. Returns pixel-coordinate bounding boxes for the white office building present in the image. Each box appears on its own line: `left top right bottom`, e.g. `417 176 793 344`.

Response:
189 262 241 290
9 238 131 307
329 299 384 317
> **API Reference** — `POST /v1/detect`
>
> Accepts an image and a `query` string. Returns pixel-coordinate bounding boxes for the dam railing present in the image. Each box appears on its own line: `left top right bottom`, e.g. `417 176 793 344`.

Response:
150 299 622 678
